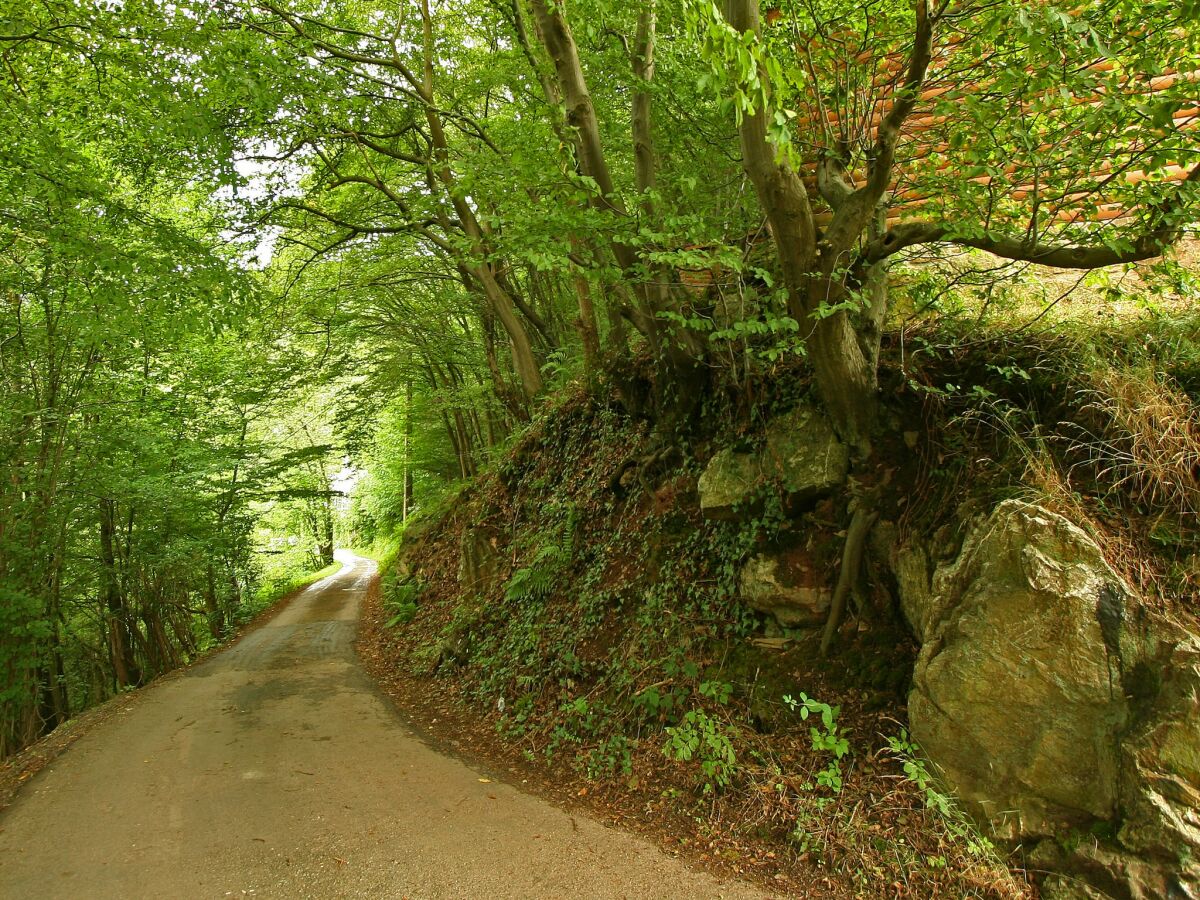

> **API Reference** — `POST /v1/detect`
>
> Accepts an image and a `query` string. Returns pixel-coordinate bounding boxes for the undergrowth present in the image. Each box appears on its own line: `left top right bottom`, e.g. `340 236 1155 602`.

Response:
360 263 1200 898
897 307 1200 611
381 388 1028 898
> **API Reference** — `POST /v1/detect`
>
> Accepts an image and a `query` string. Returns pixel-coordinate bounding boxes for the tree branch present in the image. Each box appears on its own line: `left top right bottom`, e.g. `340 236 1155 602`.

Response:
864 162 1200 267
256 2 425 94
821 0 932 255
863 0 932 204
335 131 428 167
816 154 855 209
275 201 440 237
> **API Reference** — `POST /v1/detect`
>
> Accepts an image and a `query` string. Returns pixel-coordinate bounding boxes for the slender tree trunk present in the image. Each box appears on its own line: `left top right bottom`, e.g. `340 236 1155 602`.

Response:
37 522 70 733
320 501 335 567
36 648 67 736
475 304 530 422
204 563 225 641
473 265 544 398
417 0 543 398
100 499 140 689
452 409 475 478
532 0 712 424
568 239 601 379
402 379 414 523
440 410 471 479
631 3 658 218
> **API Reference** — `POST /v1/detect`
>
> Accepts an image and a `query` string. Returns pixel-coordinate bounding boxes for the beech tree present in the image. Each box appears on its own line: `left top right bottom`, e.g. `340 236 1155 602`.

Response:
515 0 1197 451
705 0 1199 452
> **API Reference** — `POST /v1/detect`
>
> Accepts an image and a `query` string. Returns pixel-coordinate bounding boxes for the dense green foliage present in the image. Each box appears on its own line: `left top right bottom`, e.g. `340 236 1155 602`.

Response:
0 1 343 755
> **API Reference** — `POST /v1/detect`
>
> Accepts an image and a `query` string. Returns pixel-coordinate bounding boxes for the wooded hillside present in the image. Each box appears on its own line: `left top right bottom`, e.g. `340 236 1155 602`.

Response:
2 0 1198 895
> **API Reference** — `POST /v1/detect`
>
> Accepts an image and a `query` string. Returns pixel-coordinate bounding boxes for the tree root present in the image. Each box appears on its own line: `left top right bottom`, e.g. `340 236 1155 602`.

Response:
820 502 879 657
607 443 680 496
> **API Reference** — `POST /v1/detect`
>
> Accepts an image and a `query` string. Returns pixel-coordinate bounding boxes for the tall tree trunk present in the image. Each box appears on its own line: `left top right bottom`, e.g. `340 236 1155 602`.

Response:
472 265 544 398
441 410 471 479
723 0 878 451
568 239 601 379
417 0 543 398
631 3 658 219
402 379 414 523
530 0 657 336
474 304 530 422
531 0 710 423
204 563 225 641
100 499 140 689
320 501 335 567
511 0 612 367
36 648 68 736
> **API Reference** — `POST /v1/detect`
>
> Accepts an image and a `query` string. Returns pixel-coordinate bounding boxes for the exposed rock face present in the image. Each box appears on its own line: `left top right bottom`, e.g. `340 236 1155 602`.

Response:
458 525 502 596
697 403 847 518
697 447 762 518
1035 838 1193 900
893 500 1200 898
1116 629 1200 894
909 501 1127 833
738 549 831 627
891 541 936 642
762 404 849 499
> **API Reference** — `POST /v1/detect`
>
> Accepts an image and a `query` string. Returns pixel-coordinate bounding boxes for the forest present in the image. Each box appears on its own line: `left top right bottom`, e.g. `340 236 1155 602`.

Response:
2 0 1198 896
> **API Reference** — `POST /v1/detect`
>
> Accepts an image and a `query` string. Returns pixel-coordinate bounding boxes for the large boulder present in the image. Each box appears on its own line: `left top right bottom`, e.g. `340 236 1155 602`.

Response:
894 499 1200 898
908 501 1127 835
697 402 848 519
697 447 762 518
739 548 831 627
762 403 849 499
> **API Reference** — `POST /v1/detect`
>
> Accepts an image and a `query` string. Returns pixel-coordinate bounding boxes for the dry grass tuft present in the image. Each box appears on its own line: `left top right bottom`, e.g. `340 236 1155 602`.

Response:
981 361 1200 605
1079 366 1200 521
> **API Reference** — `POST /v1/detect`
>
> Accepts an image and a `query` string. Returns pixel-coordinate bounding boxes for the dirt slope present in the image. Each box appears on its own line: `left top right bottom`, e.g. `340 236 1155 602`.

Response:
0 554 764 900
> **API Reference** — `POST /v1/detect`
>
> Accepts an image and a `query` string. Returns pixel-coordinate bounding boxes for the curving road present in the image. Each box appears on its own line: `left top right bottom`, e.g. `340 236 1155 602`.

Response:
0 552 764 900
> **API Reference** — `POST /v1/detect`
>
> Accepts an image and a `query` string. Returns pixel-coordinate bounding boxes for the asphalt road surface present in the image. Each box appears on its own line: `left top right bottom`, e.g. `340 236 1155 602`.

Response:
0 552 765 900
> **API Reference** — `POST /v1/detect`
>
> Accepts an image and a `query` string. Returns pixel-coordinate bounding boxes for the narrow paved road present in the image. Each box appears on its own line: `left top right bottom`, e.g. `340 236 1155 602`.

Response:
0 553 765 900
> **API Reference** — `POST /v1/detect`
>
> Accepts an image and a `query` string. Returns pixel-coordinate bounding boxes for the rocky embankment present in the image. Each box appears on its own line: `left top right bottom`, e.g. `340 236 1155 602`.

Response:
699 403 1200 899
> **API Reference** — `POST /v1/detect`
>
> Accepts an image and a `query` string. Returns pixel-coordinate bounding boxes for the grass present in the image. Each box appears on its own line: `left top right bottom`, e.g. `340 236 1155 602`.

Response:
352 533 403 570
884 246 1200 610
890 238 1200 336
239 559 343 624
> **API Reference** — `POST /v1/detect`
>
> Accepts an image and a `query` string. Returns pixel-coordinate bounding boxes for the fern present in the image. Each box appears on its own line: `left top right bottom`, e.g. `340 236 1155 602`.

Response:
504 503 577 603
383 576 422 626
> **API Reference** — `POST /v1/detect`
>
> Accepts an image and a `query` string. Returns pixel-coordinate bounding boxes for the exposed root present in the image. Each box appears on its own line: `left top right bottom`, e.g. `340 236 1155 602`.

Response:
821 503 879 657
607 443 680 497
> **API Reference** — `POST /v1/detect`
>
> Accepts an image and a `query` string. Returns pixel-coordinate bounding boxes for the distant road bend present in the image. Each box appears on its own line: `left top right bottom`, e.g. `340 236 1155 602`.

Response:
0 552 763 900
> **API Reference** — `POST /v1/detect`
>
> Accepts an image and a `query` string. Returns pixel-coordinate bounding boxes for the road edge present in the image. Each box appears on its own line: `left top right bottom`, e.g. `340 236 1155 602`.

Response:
0 568 342 814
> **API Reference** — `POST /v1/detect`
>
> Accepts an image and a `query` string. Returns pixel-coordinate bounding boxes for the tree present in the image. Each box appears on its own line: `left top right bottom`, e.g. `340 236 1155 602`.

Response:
705 0 1199 451
235 0 552 399
0 0 306 754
